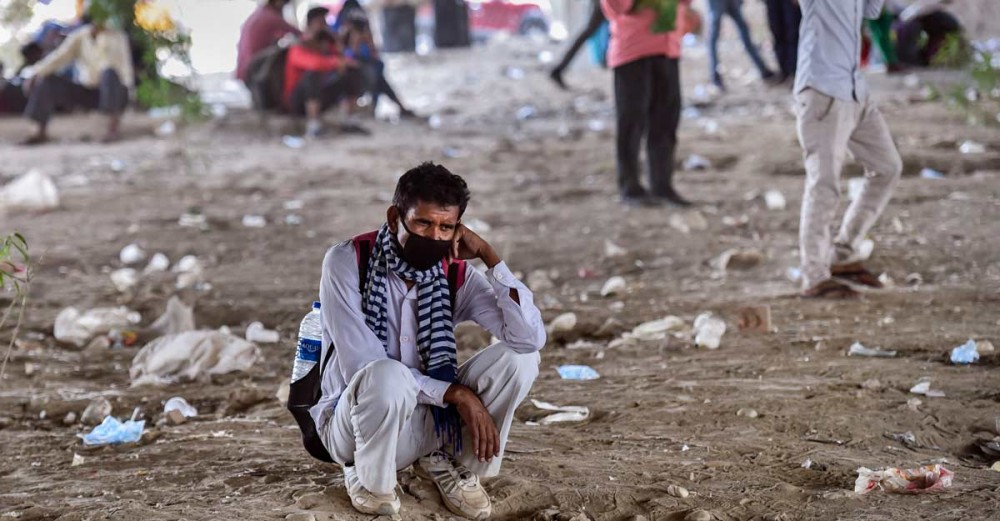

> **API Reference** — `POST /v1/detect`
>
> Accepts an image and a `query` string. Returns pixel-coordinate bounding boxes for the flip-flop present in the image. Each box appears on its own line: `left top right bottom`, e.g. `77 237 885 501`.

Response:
832 262 883 288
801 279 860 299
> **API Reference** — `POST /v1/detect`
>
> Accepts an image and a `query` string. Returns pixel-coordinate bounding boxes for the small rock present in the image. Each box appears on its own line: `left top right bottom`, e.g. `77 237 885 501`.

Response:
24 362 37 377
143 253 170 274
285 514 317 521
165 409 187 426
528 270 555 292
905 272 923 285
600 276 627 297
736 408 759 419
72 453 85 467
683 154 712 171
667 484 690 498
81 397 113 426
110 268 139 292
860 378 882 391
737 305 771 333
763 189 786 210
242 215 267 228
246 321 280 344
669 211 708 234
906 398 922 411
977 340 995 354
990 461 1000 472
717 248 763 270
604 241 627 258
685 510 712 521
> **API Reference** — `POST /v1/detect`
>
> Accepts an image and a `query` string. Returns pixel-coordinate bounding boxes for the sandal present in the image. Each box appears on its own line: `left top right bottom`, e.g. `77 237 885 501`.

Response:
802 279 860 299
832 262 883 288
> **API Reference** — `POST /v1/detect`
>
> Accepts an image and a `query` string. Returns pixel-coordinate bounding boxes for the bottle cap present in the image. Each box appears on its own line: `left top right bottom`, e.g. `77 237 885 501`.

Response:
312 301 321 309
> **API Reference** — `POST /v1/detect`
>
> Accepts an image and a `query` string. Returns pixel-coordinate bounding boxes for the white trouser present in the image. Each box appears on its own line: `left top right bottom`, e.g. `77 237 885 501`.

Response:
320 342 540 495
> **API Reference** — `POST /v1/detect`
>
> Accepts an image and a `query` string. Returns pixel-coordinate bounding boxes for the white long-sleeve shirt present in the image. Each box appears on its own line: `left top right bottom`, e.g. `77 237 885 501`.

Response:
309 239 546 429
23 25 134 89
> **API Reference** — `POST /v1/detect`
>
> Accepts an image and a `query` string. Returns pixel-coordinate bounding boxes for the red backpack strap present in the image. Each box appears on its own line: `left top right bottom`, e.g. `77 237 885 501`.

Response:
352 231 379 293
444 259 467 310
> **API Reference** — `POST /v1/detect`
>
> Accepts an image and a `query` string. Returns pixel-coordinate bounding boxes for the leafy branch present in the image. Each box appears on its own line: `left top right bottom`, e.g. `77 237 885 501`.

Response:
0 232 31 380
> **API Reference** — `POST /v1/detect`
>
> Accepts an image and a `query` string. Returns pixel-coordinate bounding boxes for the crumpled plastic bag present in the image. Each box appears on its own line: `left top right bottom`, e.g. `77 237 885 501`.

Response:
130 330 260 386
54 307 142 347
0 169 60 212
79 416 145 446
147 296 195 337
855 464 954 494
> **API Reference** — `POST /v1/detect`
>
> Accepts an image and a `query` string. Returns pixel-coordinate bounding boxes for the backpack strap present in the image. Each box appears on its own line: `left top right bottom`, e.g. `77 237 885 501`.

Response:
445 259 467 311
353 231 379 294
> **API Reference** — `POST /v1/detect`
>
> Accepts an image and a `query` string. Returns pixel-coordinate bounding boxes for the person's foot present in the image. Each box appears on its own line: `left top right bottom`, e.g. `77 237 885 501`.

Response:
801 279 860 299
711 73 726 92
20 133 49 146
399 108 421 120
761 69 778 83
305 119 325 139
416 451 492 520
549 68 568 91
653 189 693 208
343 465 401 516
832 262 883 288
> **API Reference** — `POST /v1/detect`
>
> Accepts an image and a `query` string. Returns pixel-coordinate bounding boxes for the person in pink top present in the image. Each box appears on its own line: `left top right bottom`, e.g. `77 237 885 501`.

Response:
236 0 300 82
601 0 693 207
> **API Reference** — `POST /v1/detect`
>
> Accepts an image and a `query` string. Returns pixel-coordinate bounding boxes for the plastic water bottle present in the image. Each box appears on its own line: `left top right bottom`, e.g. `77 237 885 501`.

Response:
292 302 322 382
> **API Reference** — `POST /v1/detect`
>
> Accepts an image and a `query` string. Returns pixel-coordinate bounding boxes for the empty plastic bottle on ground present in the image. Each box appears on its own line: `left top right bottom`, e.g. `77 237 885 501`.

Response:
292 302 322 382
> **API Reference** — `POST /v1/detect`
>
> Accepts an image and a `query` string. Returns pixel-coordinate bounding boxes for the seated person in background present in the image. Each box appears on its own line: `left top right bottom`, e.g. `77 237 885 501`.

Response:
339 9 417 118
893 0 963 67
284 7 364 137
19 10 133 145
0 43 43 115
236 0 300 82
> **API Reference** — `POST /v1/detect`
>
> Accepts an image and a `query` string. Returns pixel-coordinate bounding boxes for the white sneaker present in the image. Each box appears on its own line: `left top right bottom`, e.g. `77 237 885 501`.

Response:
343 465 400 516
416 451 492 520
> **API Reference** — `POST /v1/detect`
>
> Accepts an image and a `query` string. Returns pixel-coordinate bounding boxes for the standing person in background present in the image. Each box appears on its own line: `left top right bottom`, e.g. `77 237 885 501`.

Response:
549 0 607 90
764 0 801 83
601 0 695 207
706 0 776 90
794 0 903 298
236 0 299 82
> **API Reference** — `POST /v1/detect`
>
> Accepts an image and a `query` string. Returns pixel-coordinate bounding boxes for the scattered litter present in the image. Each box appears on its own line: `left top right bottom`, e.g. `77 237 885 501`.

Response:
920 168 945 179
242 215 267 228
282 135 305 149
889 431 916 446
0 169 60 211
528 399 590 425
858 239 875 261
528 270 556 291
763 189 786 210
155 120 176 137
246 321 280 344
786 267 802 282
54 307 141 348
283 199 304 211
682 106 702 120
666 484 689 498
428 114 443 129
736 408 759 419
903 74 921 88
977 340 995 354
178 210 207 228
848 177 866 202
959 140 986 154
79 416 145 446
950 339 980 364
693 312 726 349
285 214 302 226
502 66 525 80
847 342 897 358
110 268 138 292
909 378 945 398
631 316 687 342
63 412 77 425
515 105 537 121
163 396 198 418
716 248 763 271
906 398 922 411
991 462 1000 472
878 273 895 288
72 453 85 466
119 244 146 265
801 458 813 469
81 397 113 426
604 240 627 258
557 365 600 381
669 211 708 234
854 464 953 494
587 119 606 133
143 252 170 274
737 305 771 333
130 331 261 386
682 154 712 171
109 159 126 172
600 276 627 297
905 272 923 285
172 255 205 290
860 378 882 391
149 296 195 337
547 313 577 334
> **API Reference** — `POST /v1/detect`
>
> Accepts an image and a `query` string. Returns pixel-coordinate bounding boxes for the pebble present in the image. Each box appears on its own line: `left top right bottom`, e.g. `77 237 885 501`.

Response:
736 408 759 419
685 510 713 521
600 276 627 297
119 244 146 265
24 362 37 377
548 313 578 334
63 412 77 426
81 397 113 426
860 378 882 391
528 270 556 292
667 484 690 498
977 340 996 354
285 515 316 521
72 453 85 467
165 409 187 426
718 248 763 270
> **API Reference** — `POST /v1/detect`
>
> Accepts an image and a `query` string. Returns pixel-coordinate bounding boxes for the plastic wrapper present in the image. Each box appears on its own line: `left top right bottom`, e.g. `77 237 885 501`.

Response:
854 464 954 494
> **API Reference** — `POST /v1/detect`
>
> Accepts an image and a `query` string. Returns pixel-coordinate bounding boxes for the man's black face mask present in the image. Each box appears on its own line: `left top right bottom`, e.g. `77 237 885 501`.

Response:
395 213 452 271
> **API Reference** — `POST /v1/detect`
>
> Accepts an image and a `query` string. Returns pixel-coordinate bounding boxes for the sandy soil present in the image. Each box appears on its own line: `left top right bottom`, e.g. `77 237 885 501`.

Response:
2 32 1000 521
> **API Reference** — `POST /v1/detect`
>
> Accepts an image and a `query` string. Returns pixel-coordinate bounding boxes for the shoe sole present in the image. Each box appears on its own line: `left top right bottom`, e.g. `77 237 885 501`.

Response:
350 497 399 517
415 466 491 520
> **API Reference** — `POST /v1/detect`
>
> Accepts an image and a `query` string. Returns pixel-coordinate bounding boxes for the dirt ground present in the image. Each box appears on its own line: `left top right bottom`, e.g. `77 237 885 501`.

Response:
2 29 1000 521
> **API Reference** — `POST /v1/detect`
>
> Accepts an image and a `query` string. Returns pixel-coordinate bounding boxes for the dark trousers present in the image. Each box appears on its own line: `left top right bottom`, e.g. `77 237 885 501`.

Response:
360 60 404 110
24 68 127 125
553 1 606 73
289 69 362 116
614 56 681 198
765 0 801 77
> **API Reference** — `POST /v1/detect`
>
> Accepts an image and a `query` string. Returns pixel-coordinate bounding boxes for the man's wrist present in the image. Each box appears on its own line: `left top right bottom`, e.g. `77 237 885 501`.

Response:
480 246 501 269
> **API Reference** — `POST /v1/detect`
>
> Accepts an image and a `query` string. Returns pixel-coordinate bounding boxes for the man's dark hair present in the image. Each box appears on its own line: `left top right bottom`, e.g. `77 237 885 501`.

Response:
307 7 329 27
393 162 471 218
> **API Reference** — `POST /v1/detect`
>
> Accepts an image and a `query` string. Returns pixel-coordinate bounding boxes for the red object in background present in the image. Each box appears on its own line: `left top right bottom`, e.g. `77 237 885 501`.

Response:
861 34 871 67
467 0 549 36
